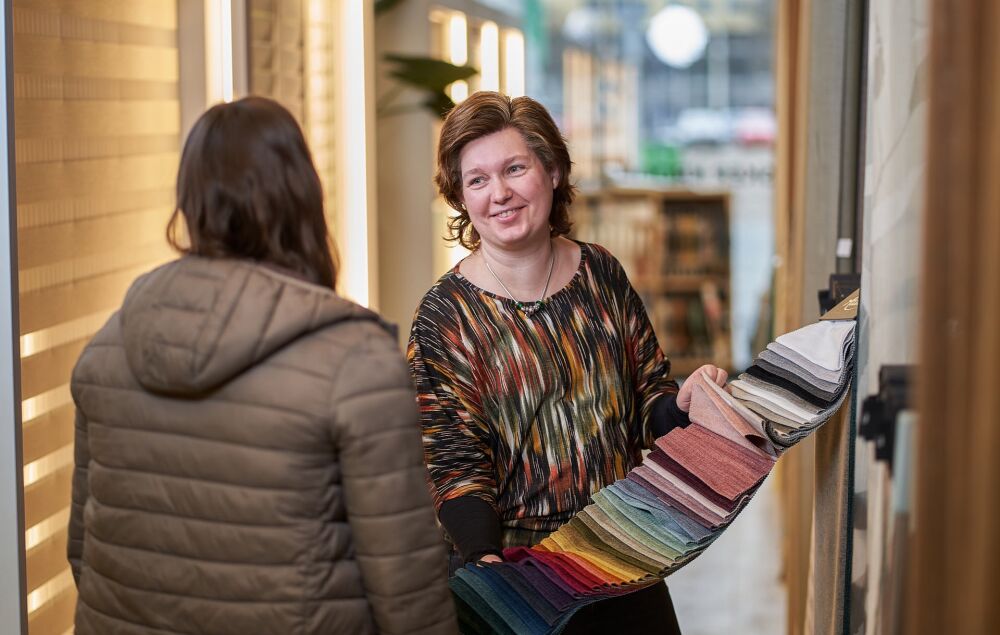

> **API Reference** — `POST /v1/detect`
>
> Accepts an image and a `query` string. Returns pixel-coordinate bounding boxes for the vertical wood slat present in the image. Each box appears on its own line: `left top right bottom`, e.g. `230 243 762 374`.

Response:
911 1 1000 634
773 2 815 634
249 0 338 235
13 2 180 633
248 0 304 121
303 0 336 235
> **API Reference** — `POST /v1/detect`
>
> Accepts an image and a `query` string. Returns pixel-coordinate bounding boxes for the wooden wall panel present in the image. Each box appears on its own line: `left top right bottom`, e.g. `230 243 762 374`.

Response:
26 586 75 635
16 154 177 203
910 1 1000 633
248 0 305 121
303 0 336 236
20 340 85 398
15 102 179 138
13 1 180 633
16 0 176 29
23 466 72 530
773 2 814 633
248 0 337 237
19 265 154 334
25 527 67 594
21 406 74 466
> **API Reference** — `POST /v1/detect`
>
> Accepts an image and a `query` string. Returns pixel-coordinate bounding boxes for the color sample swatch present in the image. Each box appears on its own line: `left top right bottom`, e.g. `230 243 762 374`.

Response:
450 320 856 634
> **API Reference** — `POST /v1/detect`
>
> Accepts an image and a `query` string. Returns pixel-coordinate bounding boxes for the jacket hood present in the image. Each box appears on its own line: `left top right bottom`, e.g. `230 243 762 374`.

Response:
120 257 391 396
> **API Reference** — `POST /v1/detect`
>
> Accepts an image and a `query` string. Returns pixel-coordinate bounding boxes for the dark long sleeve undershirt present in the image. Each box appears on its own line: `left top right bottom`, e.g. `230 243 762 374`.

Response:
441 393 690 563
650 391 691 438
439 497 504 563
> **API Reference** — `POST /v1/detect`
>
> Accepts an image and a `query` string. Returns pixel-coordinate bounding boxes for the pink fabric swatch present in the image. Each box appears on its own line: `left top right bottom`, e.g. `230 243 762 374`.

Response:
656 424 775 502
688 372 773 457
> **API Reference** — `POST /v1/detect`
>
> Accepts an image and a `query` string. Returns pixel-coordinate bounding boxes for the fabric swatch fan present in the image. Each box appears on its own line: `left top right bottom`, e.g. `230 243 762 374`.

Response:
450 305 858 635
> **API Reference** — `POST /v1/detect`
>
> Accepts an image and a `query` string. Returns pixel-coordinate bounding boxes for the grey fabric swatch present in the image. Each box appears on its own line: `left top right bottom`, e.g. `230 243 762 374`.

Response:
736 372 826 415
765 342 846 384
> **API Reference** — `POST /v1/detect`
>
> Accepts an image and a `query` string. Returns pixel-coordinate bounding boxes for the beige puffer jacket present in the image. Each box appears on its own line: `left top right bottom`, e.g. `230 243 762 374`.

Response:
68 257 457 635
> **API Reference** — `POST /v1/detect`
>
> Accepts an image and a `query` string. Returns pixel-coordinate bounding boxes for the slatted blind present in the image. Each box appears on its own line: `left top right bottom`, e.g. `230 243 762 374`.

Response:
249 0 337 235
13 1 180 633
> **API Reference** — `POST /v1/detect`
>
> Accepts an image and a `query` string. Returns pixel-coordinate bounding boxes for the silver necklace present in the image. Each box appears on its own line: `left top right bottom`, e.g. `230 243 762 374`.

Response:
483 243 556 317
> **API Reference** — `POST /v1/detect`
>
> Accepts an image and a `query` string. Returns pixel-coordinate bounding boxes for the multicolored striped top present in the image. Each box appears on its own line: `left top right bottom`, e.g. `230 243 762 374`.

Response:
408 242 679 547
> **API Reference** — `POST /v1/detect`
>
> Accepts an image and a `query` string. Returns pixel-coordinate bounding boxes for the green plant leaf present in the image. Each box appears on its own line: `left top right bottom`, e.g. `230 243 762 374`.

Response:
383 54 478 92
422 92 457 119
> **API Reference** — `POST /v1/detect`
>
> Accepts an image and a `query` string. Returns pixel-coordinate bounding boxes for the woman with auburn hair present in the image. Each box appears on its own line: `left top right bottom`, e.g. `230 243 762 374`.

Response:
409 91 728 633
68 96 457 635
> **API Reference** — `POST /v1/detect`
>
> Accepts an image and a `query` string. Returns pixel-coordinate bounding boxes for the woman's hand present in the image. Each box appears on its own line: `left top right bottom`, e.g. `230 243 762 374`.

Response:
676 364 728 412
478 554 503 564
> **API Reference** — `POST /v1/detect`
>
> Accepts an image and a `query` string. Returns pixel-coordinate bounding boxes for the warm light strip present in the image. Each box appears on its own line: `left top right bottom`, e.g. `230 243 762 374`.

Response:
221 0 234 102
504 29 525 97
26 568 73 614
21 384 72 424
479 21 500 91
25 509 70 552
446 12 469 105
450 80 469 104
337 0 371 306
20 309 116 359
308 0 328 22
23 445 74 489
206 0 235 103
448 13 468 65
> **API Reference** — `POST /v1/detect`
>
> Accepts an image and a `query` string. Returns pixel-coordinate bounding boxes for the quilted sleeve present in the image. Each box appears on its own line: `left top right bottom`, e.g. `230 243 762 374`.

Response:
330 329 458 635
67 408 89 585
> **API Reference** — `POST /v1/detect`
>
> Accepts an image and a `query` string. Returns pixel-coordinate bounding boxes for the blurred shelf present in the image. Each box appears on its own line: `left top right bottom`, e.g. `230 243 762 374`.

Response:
633 273 730 293
572 187 733 374
671 356 734 378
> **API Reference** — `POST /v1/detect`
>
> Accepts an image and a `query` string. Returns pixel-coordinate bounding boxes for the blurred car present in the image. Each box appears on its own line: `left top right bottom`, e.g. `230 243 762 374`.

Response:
675 108 733 146
733 108 776 145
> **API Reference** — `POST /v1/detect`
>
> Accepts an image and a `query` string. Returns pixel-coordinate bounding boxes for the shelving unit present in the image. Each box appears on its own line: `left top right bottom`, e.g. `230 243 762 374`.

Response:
572 187 732 376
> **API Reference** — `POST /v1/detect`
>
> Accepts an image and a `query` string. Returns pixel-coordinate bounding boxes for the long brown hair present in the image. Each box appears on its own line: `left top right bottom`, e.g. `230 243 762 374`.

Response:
168 96 337 289
435 91 575 251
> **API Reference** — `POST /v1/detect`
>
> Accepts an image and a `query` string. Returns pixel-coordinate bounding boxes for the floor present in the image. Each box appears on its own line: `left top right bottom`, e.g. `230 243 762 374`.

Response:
669 472 788 635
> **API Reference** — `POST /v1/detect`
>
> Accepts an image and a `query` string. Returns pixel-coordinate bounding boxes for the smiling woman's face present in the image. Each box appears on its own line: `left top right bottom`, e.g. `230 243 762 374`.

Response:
458 127 558 253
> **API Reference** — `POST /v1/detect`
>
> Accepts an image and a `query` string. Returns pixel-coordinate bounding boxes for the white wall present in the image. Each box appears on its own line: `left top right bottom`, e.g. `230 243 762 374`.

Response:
850 2 928 633
0 0 27 628
374 0 439 339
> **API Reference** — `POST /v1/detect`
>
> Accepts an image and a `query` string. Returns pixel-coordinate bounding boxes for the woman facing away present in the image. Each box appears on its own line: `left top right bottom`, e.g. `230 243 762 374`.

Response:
68 97 458 635
408 91 729 634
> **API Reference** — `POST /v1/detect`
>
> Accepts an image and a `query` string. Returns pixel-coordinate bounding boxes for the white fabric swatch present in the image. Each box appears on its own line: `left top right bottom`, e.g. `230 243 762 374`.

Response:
774 320 855 371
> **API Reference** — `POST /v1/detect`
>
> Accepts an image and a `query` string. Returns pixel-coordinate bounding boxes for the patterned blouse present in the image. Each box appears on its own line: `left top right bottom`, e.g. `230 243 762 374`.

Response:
407 242 679 547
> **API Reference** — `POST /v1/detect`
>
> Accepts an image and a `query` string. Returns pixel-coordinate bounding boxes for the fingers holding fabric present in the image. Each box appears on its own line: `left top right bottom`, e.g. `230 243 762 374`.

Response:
696 364 728 387
676 365 727 413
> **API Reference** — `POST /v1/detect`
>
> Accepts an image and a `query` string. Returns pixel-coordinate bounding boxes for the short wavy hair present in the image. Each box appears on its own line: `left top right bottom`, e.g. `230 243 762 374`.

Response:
435 92 575 251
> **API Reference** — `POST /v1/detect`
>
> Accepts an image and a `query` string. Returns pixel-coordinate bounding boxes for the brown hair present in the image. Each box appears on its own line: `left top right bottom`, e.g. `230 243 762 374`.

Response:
435 91 575 250
167 96 338 289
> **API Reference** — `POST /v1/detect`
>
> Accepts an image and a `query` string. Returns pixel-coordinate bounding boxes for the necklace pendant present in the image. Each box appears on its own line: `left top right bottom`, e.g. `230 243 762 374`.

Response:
481 242 556 320
521 300 543 317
